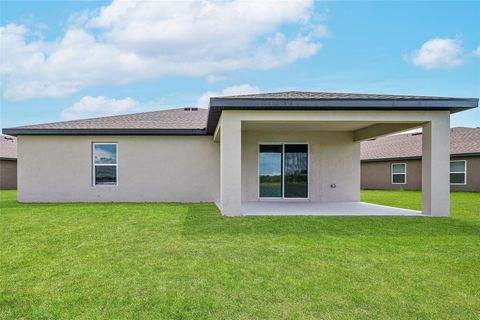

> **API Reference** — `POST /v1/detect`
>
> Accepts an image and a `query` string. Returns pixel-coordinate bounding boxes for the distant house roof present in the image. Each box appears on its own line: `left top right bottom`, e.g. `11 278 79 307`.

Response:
3 91 478 136
361 127 480 161
0 135 17 160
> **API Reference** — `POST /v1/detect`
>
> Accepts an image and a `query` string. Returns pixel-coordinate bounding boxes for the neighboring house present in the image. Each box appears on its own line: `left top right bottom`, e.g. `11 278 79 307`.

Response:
0 135 17 190
361 127 480 192
3 91 478 217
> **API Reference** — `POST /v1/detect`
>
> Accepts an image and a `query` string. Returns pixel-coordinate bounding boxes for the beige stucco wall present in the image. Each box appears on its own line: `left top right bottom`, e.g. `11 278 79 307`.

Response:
361 156 480 192
0 160 17 190
242 131 361 202
17 135 220 202
17 131 360 204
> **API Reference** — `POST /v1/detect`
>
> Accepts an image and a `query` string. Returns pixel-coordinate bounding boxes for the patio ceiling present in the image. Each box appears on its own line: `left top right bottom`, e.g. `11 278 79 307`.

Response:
238 121 424 143
241 120 421 132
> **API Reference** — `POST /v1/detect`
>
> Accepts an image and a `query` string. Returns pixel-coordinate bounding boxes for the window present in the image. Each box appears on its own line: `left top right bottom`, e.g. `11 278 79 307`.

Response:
93 143 118 186
450 160 466 185
259 144 308 199
391 163 406 184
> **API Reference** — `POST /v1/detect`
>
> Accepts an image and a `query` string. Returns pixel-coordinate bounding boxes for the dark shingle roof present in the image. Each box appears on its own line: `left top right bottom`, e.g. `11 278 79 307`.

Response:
2 91 478 136
0 135 17 159
220 91 469 100
11 108 208 130
207 91 478 134
361 127 480 161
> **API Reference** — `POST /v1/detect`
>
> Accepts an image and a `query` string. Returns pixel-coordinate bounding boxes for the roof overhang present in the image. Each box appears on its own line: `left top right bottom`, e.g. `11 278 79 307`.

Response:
2 128 207 136
206 97 478 134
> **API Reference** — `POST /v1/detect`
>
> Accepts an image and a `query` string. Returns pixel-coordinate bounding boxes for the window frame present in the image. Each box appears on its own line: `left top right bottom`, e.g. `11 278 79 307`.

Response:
92 142 118 187
391 162 407 185
257 142 310 200
450 160 467 185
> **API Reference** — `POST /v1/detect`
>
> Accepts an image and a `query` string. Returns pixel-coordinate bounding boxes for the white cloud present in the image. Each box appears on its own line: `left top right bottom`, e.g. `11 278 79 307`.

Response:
310 24 330 38
409 38 464 69
254 33 320 69
196 84 260 107
1 0 323 100
61 96 140 120
1 25 148 100
474 46 480 56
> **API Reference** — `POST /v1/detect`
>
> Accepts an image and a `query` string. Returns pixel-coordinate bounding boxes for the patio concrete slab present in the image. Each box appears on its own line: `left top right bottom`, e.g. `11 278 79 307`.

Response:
241 201 424 216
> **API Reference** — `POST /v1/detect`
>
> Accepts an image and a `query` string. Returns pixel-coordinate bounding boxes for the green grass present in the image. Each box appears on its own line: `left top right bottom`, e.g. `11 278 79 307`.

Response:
1 190 479 319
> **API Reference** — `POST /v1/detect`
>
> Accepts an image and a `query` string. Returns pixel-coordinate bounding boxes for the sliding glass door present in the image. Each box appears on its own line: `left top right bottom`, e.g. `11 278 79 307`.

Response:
259 144 308 199
284 144 308 198
259 145 283 198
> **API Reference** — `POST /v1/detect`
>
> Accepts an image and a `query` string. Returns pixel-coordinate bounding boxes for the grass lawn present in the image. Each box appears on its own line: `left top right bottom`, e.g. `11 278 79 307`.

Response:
1 190 479 319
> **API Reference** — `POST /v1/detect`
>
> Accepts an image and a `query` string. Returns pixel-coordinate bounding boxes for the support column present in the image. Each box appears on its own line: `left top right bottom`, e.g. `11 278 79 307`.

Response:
422 118 450 216
220 114 242 216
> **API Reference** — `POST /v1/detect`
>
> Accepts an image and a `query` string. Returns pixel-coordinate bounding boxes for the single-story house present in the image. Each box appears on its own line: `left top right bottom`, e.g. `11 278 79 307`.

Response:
0 135 17 190
361 127 480 192
3 91 478 217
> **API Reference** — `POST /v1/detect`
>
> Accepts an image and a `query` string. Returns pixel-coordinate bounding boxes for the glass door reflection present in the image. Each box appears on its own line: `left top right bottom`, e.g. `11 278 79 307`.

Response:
259 144 308 199
284 144 308 198
259 145 283 198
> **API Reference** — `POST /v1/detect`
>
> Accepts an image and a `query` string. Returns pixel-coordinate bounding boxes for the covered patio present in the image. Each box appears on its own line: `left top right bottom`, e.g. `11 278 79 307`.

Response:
208 92 477 217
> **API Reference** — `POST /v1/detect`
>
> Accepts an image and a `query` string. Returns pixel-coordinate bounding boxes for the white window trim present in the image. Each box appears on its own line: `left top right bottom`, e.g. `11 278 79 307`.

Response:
257 143 310 200
450 160 467 185
92 142 118 187
391 163 407 185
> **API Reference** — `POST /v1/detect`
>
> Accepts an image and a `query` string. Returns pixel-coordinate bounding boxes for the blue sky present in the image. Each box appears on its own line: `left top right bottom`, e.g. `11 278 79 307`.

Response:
1 1 479 129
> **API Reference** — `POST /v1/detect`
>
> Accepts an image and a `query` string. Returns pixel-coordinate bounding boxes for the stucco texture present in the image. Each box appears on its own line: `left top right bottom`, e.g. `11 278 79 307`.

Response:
17 135 219 202
242 131 360 202
17 131 360 203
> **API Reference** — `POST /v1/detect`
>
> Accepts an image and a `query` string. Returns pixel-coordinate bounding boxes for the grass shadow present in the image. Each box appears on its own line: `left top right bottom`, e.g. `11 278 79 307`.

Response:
182 203 480 239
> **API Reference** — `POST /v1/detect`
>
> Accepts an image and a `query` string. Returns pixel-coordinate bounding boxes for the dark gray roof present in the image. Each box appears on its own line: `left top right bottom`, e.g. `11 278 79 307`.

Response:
3 108 208 135
206 91 478 134
0 135 17 160
361 127 480 161
3 91 478 136
219 91 469 100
